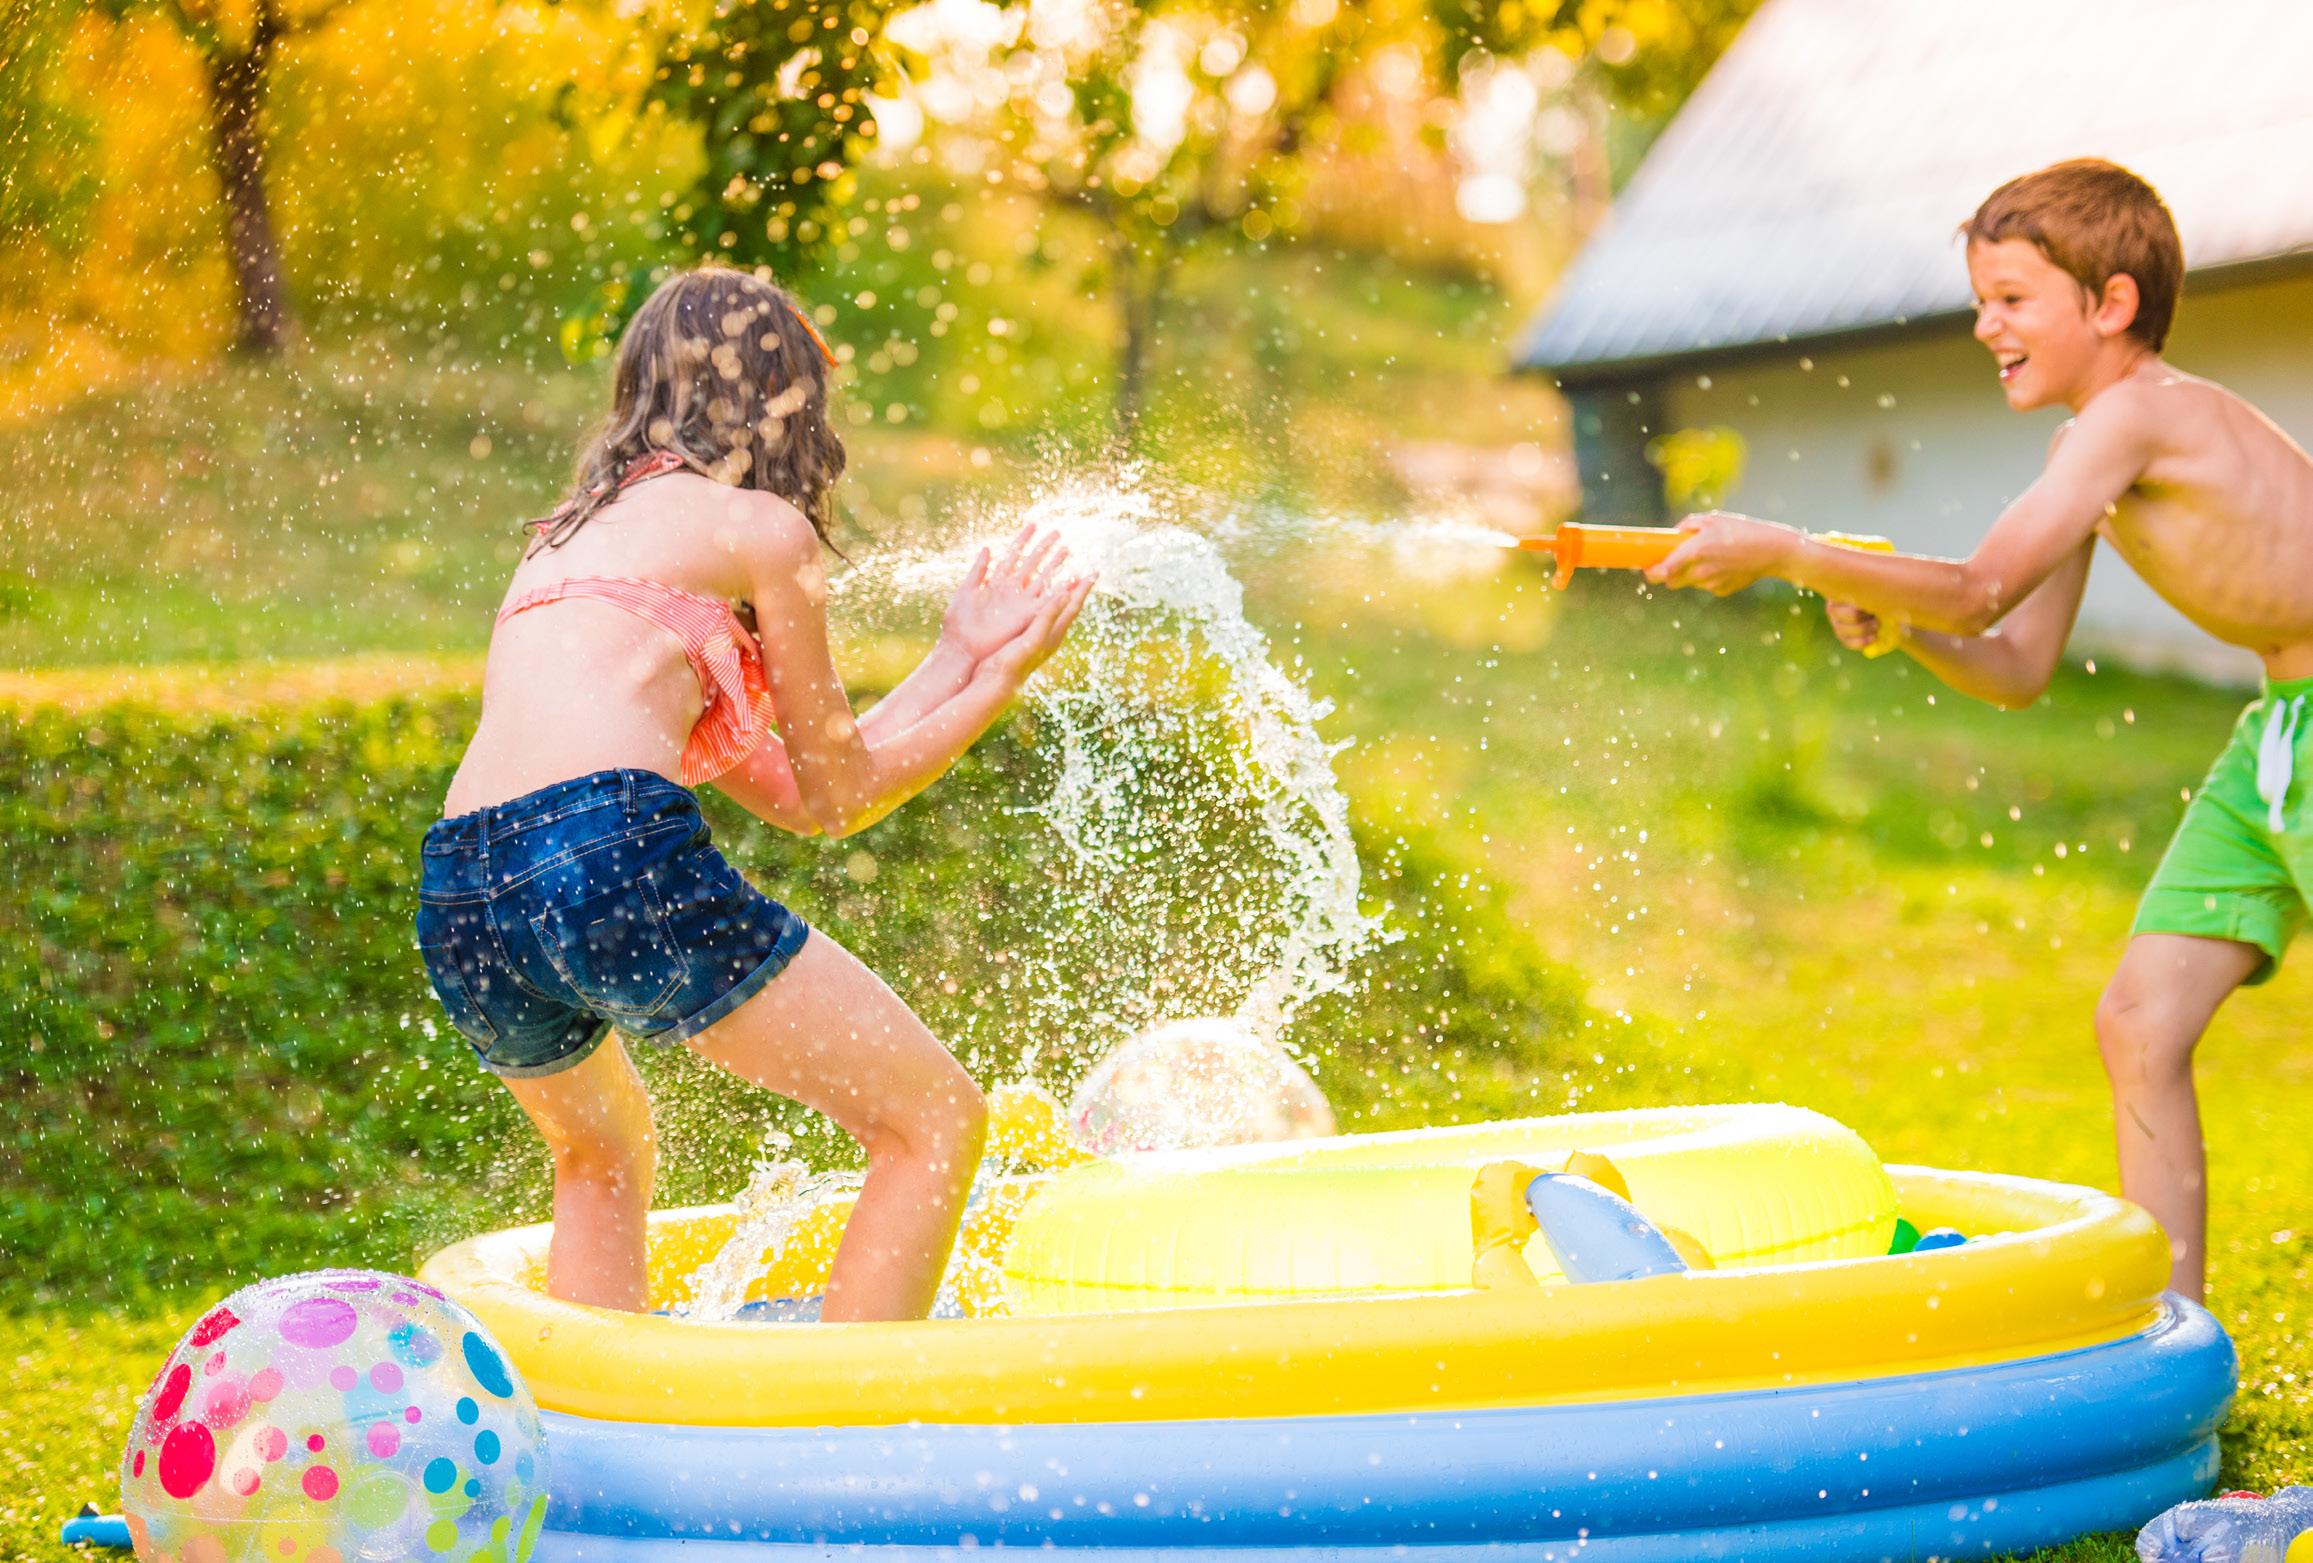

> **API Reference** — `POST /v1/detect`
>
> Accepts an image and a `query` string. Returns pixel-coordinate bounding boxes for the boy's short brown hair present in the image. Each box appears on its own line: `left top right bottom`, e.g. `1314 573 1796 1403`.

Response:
1962 159 2184 351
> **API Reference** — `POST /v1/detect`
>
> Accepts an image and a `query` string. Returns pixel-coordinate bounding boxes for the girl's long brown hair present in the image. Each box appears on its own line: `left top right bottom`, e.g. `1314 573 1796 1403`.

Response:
533 267 847 551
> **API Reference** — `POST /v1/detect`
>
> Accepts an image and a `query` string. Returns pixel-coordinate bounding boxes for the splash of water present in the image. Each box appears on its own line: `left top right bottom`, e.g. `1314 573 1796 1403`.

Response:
678 1151 860 1322
852 472 1384 1062
685 472 1393 1315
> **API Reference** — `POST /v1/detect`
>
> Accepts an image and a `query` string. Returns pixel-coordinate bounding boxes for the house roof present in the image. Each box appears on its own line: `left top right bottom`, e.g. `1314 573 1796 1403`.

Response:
1515 0 2313 383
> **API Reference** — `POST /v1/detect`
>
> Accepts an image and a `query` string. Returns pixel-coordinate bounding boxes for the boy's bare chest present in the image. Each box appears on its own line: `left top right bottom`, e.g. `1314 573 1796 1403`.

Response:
2100 478 2313 652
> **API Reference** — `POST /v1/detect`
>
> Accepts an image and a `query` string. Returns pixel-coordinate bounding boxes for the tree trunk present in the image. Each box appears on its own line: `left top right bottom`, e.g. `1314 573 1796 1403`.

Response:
204 8 291 354
1112 236 1177 446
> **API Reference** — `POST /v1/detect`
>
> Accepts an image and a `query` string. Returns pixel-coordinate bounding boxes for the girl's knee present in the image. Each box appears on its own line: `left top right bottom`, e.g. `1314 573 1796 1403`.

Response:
548 1097 659 1191
867 1067 986 1176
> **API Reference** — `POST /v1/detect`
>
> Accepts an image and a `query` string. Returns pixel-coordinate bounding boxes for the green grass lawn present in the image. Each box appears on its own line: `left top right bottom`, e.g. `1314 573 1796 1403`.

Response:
5 301 2307 1560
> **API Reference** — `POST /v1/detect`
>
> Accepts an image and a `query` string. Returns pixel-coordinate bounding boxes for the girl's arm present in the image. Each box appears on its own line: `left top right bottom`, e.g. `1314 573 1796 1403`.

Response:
1827 538 2094 710
711 733 820 834
717 527 1065 830
728 504 1088 838
849 524 1071 742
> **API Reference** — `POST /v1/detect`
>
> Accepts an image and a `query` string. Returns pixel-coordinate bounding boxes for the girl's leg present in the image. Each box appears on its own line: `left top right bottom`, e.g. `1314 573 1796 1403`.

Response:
2093 932 2263 1299
501 1037 660 1311
686 932 987 1323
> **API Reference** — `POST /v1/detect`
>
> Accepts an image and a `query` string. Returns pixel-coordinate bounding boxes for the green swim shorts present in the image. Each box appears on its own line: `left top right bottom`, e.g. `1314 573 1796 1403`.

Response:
2133 674 2313 983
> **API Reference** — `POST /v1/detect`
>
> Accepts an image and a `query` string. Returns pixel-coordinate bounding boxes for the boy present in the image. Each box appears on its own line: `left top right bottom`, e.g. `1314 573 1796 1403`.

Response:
1648 159 2313 1299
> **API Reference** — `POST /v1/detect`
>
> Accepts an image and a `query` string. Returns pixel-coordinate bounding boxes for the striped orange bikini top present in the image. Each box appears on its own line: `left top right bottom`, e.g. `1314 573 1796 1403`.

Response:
498 452 775 786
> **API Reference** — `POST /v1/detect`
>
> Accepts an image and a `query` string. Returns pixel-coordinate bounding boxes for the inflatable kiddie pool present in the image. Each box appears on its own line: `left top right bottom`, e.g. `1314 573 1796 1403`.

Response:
421 1103 2234 1561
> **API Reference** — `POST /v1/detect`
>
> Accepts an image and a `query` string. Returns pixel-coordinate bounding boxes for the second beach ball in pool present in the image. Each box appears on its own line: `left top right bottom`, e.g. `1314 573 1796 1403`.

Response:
121 1268 547 1563
1070 1017 1337 1154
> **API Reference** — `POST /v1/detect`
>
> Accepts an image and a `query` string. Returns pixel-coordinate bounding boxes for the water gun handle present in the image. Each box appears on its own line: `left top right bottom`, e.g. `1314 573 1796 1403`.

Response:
1811 532 1901 657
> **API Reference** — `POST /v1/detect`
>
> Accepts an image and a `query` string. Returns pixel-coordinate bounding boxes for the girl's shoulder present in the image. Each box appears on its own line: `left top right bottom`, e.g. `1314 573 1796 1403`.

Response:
621 476 822 595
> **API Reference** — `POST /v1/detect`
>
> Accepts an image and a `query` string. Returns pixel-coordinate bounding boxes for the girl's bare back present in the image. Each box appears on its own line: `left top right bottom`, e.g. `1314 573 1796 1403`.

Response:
444 475 791 814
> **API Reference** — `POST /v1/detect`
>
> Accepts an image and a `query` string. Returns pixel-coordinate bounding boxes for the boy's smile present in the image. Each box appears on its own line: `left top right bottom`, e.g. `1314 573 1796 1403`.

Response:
1966 237 2105 412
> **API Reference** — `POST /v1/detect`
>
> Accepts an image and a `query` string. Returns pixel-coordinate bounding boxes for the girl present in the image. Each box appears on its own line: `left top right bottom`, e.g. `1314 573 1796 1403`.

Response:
417 267 1090 1322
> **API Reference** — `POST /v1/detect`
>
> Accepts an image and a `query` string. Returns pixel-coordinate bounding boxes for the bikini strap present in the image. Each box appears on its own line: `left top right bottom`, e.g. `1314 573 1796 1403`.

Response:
532 450 690 535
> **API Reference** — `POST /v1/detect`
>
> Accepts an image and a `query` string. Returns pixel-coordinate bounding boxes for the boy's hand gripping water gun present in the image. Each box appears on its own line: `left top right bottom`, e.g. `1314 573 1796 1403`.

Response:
1512 523 1903 656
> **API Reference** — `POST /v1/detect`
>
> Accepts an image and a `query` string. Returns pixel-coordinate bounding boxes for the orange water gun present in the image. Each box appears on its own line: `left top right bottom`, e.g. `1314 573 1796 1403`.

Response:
1515 523 1901 655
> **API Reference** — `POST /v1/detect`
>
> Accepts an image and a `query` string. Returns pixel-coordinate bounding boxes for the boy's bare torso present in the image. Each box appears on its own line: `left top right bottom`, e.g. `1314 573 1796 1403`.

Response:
2095 364 2313 677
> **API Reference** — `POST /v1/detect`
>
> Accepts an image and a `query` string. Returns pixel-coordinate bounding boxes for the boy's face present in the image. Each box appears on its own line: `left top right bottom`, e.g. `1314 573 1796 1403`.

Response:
1966 238 2102 411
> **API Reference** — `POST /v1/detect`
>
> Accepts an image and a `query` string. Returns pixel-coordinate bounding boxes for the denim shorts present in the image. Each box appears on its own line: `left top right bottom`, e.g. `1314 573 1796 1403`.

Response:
416 770 810 1077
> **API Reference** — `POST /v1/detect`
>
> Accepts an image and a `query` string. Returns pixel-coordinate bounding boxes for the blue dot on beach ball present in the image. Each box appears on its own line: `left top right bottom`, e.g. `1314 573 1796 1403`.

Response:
461 1330 515 1398
465 1478 482 1498
474 1429 501 1465
457 1396 479 1425
423 1458 458 1495
515 1452 535 1484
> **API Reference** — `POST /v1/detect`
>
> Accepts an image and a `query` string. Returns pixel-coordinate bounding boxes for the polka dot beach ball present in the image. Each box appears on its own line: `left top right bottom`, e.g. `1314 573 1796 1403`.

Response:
121 1269 547 1563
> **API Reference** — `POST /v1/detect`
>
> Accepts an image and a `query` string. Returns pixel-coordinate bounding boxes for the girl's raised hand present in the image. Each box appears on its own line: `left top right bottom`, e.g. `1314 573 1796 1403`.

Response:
980 572 1095 689
941 524 1075 665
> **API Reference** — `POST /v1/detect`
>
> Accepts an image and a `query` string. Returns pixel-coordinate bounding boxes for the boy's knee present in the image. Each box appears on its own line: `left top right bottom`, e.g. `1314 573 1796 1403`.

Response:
2094 981 2194 1079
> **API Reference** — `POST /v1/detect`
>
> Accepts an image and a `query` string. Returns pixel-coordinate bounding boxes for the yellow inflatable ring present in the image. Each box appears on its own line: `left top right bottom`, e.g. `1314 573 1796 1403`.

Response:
423 1161 2168 1428
1000 1102 1892 1310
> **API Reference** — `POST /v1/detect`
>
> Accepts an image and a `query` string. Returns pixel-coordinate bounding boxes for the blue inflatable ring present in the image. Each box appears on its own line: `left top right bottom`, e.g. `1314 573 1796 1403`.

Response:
531 1296 2230 1561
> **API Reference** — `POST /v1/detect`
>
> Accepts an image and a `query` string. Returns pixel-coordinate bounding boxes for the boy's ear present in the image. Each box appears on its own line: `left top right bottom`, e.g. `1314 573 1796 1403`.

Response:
2093 272 2143 340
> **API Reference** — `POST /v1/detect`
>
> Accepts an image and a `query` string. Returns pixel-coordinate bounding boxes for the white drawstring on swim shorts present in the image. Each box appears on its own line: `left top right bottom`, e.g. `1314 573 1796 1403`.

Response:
2255 692 2304 834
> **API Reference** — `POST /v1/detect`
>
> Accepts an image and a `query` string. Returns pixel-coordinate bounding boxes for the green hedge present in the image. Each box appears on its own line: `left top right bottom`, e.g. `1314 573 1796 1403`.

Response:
2 688 1601 1312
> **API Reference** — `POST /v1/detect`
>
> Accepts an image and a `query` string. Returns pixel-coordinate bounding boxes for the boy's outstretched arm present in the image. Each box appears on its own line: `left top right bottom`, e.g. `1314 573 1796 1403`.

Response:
1828 538 2093 710
1649 397 2152 637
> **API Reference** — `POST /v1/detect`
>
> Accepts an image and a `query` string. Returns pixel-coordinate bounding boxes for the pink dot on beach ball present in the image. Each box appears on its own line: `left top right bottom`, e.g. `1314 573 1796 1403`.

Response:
132 1451 146 1478
188 1305 241 1349
303 1466 339 1502
206 1351 227 1377
255 1426 288 1462
278 1538 296 1556
403 1406 422 1425
370 1362 403 1394
330 1366 358 1391
279 1297 359 1350
231 1468 260 1497
249 1368 283 1402
201 1378 251 1430
158 1422 217 1500
307 1434 326 1453
151 1362 193 1428
366 1424 400 1459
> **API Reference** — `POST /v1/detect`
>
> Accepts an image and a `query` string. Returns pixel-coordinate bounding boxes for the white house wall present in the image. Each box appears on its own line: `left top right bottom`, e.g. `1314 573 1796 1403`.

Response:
1657 270 2313 682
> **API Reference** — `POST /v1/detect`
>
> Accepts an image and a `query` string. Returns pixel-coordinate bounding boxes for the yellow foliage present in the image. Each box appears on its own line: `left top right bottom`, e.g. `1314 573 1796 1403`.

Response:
1645 424 1747 511
0 0 690 427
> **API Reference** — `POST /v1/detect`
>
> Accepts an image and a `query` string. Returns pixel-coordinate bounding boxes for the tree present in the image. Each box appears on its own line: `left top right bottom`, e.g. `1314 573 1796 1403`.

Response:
1430 0 1762 233
889 0 1373 441
1427 0 1760 113
0 0 101 261
640 0 903 281
92 0 350 352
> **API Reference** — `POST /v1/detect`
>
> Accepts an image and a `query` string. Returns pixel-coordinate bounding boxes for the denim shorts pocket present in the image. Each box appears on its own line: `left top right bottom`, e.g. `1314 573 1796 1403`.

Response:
419 940 501 1047
530 876 691 1021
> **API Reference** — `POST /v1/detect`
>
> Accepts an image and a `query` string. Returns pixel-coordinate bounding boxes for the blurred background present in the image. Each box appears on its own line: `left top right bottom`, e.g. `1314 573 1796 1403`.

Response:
4 2 2309 1552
